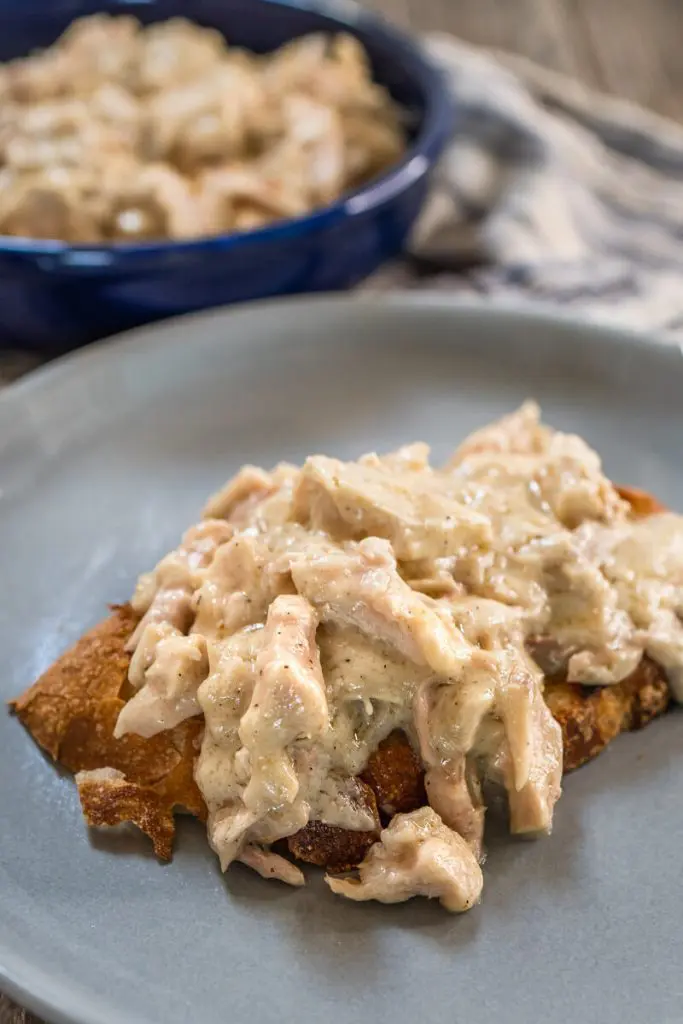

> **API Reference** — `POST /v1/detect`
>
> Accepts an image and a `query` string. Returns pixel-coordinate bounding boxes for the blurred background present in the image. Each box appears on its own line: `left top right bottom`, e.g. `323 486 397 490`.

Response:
1 0 682 359
363 0 682 119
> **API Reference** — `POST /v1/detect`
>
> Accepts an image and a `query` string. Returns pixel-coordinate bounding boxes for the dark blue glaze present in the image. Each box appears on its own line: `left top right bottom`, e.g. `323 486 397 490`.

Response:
0 0 453 352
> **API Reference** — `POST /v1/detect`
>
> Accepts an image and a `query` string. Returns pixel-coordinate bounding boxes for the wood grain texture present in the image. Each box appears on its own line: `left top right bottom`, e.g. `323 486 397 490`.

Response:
1 3 678 1021
0 994 41 1024
363 0 683 119
572 0 683 120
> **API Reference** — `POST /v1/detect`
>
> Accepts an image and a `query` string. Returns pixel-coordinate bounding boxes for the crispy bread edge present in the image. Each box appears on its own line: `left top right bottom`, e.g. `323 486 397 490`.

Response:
11 608 671 865
10 486 673 866
10 605 205 861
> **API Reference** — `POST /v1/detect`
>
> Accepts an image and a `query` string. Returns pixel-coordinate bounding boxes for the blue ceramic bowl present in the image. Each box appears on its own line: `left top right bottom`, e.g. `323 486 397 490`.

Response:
0 0 452 353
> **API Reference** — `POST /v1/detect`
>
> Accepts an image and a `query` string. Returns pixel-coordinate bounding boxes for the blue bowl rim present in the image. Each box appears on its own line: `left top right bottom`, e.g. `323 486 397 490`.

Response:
0 0 453 271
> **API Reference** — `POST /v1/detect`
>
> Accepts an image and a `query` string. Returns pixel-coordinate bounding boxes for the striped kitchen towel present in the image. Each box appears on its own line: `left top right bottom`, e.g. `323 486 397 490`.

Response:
368 33 683 338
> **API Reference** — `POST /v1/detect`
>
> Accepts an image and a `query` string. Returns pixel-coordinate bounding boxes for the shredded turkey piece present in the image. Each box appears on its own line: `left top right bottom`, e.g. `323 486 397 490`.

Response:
115 402 683 911
0 15 405 242
326 807 483 912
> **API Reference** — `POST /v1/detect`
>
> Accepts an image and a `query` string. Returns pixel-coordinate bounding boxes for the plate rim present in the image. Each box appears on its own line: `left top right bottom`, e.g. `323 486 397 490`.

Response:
0 293 680 419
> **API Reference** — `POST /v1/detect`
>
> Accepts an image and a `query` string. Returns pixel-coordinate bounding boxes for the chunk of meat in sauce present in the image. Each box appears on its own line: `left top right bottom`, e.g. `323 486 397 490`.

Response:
240 595 329 816
294 452 491 560
287 536 485 678
326 807 483 913
424 760 485 858
128 519 233 650
114 630 208 739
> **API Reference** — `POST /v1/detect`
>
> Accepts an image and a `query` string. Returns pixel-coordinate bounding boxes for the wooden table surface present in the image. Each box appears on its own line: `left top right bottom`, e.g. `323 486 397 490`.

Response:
366 0 683 121
1 1 678 1022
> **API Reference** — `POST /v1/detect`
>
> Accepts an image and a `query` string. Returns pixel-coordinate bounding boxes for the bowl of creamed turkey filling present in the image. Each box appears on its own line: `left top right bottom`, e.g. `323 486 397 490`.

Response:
0 0 451 352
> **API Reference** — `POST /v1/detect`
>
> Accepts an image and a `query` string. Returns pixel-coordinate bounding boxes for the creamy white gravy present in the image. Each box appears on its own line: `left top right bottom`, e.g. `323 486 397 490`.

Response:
114 403 683 909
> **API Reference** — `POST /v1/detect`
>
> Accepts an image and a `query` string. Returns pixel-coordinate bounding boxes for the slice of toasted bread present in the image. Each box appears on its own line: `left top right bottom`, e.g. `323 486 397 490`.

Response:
545 657 670 771
10 606 671 865
9 482 672 867
9 604 206 863
75 767 177 861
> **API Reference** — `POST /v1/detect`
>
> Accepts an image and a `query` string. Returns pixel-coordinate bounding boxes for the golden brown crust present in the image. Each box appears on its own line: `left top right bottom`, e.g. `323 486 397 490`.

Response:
361 730 426 819
287 780 380 872
616 485 667 518
545 657 670 771
11 604 138 761
76 770 176 861
10 605 206 859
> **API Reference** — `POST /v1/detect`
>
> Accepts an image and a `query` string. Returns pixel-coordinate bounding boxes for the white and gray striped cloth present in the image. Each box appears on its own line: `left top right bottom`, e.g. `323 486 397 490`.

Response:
3 32 683 389
371 35 683 336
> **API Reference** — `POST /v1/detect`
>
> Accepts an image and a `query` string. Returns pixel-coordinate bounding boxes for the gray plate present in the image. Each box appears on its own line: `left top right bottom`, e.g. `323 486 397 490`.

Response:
1 296 682 1024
